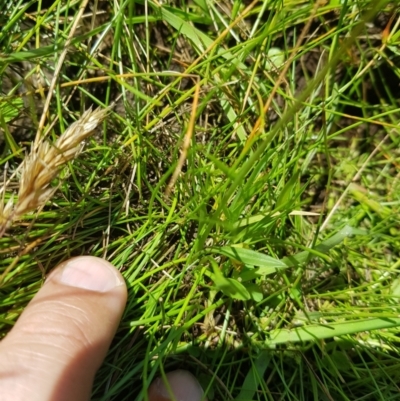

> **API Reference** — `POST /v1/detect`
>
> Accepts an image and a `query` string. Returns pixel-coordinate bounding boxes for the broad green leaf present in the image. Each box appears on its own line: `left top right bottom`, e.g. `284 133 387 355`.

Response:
211 263 250 300
235 350 271 401
151 3 246 67
152 5 212 53
212 226 363 278
213 246 287 272
265 47 285 71
236 266 259 282
244 283 264 302
330 351 351 371
222 278 251 301
349 183 391 219
390 278 400 302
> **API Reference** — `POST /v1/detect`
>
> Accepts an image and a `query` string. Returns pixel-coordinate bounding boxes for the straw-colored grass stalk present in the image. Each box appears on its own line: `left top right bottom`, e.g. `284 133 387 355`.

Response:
0 106 109 234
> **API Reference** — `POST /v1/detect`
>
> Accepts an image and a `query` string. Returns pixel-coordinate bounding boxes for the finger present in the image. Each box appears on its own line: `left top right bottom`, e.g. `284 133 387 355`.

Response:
148 370 207 401
0 256 127 401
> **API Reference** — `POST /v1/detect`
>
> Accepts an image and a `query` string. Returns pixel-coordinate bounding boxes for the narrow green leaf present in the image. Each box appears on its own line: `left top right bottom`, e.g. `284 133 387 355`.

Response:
0 99 23 153
282 225 365 267
276 172 299 209
0 98 23 122
213 246 287 271
192 0 208 14
220 98 248 142
0 44 60 64
232 214 270 229
265 318 400 346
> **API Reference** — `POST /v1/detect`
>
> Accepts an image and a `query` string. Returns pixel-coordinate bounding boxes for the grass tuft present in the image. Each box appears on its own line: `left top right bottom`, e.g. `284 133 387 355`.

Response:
1 0 400 399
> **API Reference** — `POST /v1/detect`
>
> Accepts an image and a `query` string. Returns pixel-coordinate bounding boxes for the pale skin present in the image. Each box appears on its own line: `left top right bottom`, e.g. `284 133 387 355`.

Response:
0 256 205 401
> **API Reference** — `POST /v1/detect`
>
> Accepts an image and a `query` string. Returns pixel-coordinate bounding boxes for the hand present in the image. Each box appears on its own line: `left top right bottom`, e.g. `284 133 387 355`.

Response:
0 256 206 401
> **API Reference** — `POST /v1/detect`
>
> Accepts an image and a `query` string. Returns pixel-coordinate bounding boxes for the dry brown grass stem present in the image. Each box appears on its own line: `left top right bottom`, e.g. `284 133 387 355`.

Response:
241 0 324 154
0 107 109 235
165 82 200 197
34 0 91 148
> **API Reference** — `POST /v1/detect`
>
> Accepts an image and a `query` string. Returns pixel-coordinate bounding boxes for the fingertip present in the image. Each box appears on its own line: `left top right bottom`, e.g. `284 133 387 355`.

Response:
0 256 127 401
148 370 206 401
46 256 127 294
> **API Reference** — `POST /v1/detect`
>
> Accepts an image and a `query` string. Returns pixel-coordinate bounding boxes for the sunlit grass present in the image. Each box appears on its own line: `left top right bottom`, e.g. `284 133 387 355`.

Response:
1 0 400 399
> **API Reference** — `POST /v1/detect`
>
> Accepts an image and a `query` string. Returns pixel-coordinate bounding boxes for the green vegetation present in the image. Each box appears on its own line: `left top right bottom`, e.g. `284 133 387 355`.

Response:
1 0 400 399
